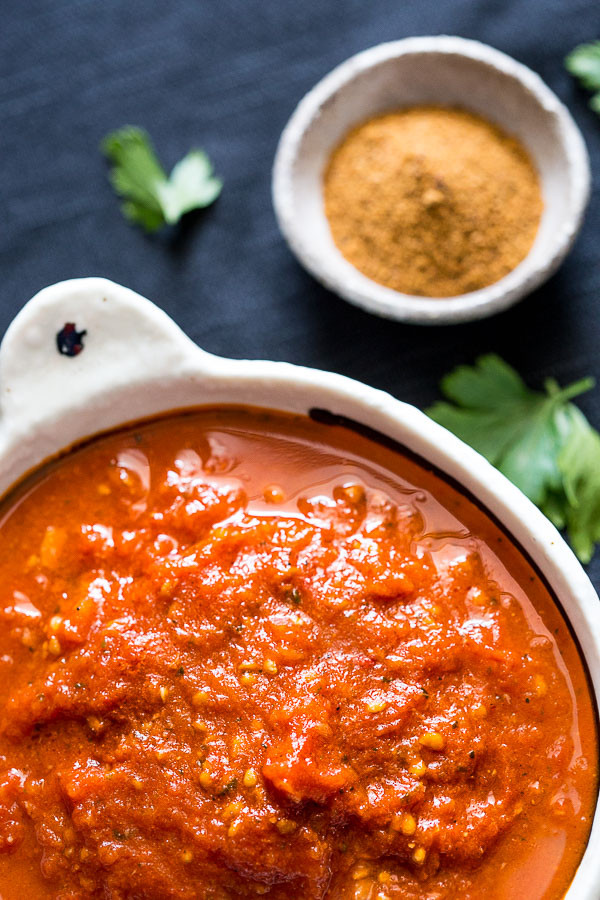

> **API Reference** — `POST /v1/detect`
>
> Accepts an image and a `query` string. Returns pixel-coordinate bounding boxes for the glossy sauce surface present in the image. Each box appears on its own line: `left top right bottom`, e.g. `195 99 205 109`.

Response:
0 408 596 899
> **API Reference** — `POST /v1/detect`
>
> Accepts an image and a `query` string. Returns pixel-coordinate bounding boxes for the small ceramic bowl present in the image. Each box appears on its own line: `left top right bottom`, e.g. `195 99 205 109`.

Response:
272 36 591 324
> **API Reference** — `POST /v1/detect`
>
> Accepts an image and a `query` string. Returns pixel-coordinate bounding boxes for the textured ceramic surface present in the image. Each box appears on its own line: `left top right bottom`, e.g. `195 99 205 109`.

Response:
1 278 599 895
272 35 591 324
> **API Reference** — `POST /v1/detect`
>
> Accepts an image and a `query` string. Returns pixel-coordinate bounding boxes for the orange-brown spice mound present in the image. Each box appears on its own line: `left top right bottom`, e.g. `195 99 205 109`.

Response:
324 106 543 297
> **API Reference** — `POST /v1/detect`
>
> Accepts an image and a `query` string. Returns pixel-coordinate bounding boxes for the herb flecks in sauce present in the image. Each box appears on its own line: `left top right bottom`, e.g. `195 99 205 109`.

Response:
0 409 595 900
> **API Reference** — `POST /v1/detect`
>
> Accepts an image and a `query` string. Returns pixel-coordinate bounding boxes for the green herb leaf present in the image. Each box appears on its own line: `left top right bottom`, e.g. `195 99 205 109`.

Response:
101 127 222 232
557 406 600 562
565 41 600 112
427 354 598 562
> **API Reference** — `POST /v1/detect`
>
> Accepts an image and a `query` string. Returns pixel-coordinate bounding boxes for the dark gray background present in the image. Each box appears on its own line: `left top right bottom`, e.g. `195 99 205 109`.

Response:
2 0 600 582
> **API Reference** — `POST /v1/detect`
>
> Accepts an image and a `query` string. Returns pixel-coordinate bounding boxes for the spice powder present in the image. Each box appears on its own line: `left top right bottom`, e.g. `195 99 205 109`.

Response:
324 106 543 297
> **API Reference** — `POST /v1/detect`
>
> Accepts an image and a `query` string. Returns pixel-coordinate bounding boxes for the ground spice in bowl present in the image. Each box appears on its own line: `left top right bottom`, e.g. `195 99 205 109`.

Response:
323 106 543 298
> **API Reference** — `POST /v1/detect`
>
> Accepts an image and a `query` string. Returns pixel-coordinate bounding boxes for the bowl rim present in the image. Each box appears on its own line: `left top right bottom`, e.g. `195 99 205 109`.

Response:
272 35 591 324
1 277 599 896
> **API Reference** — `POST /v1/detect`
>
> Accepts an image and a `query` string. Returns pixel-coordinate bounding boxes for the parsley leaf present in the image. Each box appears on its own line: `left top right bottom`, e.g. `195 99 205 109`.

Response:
557 406 600 562
427 355 599 562
565 41 600 114
102 127 222 232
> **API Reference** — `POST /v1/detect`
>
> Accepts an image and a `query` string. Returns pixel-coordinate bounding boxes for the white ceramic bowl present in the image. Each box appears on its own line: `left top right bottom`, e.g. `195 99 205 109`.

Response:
272 36 591 324
1 277 599 896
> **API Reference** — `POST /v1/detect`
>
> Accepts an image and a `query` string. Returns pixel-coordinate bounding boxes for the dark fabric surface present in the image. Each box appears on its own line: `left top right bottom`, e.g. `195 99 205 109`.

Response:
2 0 600 582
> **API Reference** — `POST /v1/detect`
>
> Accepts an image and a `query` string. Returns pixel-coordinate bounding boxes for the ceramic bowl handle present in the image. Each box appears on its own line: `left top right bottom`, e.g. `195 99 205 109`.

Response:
0 278 213 472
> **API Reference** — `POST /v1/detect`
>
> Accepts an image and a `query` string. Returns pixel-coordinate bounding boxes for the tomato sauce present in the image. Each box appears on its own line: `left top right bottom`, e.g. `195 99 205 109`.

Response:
0 407 596 899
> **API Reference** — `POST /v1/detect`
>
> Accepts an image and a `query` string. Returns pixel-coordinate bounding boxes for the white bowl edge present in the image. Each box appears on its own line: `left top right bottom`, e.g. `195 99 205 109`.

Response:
0 277 598 896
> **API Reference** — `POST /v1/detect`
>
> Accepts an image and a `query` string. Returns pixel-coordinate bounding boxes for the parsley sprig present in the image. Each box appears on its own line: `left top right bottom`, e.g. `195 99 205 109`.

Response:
565 41 600 114
427 355 600 562
102 127 222 232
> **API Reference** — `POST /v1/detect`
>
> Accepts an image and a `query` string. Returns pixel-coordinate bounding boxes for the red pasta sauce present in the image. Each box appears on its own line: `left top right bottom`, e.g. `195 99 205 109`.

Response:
0 407 596 899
